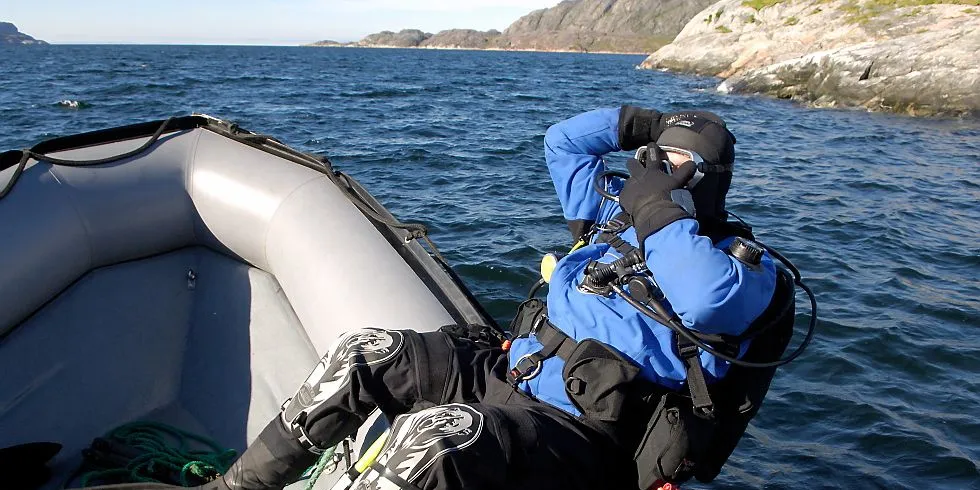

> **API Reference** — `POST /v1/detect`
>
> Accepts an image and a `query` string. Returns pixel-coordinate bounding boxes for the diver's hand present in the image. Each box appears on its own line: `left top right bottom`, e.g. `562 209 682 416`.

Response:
619 147 696 242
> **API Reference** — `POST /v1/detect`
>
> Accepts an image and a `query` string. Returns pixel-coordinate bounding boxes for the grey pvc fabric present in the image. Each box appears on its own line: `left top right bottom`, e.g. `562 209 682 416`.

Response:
0 128 460 489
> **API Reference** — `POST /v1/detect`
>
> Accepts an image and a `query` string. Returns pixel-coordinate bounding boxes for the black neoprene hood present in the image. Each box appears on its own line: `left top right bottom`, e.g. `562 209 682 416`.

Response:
656 113 736 221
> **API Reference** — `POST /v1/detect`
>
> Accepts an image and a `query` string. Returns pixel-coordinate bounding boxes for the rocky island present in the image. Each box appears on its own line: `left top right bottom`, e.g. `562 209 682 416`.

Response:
307 0 716 53
641 0 979 117
1 22 46 45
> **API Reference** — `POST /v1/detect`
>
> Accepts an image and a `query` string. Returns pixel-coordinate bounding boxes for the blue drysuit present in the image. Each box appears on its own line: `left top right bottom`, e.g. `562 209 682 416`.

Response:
508 108 778 416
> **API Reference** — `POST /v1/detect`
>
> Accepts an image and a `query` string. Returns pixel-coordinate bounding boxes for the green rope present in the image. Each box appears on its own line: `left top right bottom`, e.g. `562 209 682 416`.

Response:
77 421 238 488
304 446 337 490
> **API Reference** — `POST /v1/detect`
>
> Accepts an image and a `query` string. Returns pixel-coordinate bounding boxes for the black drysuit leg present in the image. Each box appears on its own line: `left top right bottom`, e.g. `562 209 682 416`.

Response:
222 327 635 490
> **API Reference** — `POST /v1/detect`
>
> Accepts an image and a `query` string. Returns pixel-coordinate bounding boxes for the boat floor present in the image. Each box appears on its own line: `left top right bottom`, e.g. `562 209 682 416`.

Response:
0 247 323 489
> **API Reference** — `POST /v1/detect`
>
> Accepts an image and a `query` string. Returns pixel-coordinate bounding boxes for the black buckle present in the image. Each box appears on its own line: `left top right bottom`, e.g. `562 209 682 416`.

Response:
597 217 628 234
677 342 700 359
508 354 543 384
281 404 326 455
529 313 546 336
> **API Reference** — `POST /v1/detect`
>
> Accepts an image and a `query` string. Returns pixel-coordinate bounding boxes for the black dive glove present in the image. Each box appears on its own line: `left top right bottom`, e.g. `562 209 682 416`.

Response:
619 146 697 243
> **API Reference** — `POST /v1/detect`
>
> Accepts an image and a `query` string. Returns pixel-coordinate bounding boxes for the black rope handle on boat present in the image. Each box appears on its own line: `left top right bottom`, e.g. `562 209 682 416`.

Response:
0 118 176 200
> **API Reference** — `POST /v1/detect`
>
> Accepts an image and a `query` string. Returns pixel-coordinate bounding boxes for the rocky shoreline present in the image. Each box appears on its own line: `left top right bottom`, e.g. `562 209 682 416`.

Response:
308 1 977 117
307 1 714 54
640 0 980 117
1 22 46 45
304 39 651 56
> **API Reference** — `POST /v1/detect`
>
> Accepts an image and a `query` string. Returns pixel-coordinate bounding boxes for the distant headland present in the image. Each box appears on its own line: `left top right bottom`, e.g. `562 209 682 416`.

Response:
307 0 979 118
1 22 46 45
306 0 717 54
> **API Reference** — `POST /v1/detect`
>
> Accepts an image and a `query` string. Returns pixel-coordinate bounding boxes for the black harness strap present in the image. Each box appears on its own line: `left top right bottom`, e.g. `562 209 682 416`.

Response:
508 320 577 384
595 212 639 257
370 462 424 490
506 301 578 385
593 212 718 414
676 337 716 420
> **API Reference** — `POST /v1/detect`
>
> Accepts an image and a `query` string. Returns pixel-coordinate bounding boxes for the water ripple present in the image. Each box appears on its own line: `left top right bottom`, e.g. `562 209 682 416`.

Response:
1 45 978 489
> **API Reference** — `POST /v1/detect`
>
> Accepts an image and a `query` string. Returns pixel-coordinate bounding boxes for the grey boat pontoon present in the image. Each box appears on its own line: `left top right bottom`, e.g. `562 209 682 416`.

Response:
0 116 495 490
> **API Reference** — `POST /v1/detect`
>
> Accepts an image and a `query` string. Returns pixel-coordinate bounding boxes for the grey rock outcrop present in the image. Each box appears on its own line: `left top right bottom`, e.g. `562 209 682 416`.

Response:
326 0 717 53
498 0 717 52
307 39 346 47
641 0 980 117
358 29 432 48
421 29 502 49
1 22 47 45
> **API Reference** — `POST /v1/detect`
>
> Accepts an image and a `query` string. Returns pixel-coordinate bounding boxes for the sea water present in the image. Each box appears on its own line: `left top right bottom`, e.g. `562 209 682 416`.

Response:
1 45 978 489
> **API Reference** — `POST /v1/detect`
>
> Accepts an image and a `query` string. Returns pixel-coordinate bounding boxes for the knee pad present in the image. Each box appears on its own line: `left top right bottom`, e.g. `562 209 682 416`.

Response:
280 328 405 451
354 404 485 489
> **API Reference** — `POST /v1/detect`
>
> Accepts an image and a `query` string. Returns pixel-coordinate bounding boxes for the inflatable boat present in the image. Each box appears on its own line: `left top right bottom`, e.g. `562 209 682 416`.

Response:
0 116 496 490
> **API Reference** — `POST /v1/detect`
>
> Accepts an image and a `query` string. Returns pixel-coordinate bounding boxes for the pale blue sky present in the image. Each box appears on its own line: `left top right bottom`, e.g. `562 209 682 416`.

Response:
2 0 559 45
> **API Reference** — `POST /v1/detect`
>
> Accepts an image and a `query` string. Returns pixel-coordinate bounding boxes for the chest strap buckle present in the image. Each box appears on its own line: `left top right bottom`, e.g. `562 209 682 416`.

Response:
508 353 544 384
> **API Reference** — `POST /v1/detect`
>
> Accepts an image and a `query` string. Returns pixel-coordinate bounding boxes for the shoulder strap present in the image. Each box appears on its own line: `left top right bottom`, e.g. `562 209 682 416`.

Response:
676 336 716 420
595 212 641 257
740 268 795 339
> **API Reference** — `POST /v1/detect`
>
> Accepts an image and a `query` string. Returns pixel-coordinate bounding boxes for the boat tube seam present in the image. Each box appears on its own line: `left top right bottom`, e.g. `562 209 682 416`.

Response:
45 163 96 277
184 128 205 246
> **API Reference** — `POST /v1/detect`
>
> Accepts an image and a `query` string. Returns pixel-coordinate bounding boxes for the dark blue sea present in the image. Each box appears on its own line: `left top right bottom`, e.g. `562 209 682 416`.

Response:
1 45 978 489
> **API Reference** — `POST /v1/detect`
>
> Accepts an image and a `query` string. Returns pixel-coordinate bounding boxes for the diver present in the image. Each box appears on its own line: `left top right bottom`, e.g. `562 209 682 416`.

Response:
202 106 814 490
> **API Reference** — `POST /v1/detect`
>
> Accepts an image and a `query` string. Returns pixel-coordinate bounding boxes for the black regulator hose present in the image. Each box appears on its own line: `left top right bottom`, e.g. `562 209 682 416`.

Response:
570 168 817 367
613 267 817 369
593 170 631 202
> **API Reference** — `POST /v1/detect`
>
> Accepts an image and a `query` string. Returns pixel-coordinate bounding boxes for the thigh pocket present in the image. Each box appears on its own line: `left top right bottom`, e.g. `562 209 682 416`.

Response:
634 393 716 487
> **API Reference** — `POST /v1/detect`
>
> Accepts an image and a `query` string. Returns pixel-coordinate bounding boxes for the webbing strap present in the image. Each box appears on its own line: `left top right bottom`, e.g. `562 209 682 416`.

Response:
676 336 715 420
534 321 579 362
595 212 640 256
370 462 424 490
510 299 547 339
507 314 578 385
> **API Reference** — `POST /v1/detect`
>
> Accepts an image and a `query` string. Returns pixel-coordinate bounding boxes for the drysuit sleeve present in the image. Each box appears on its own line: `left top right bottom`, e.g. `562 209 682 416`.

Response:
643 220 777 336
544 108 622 241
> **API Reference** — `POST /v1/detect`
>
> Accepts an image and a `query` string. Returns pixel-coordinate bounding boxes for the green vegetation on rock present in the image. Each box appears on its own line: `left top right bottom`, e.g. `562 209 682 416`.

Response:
716 25 733 32
842 0 980 24
785 16 800 25
741 0 788 10
704 9 725 24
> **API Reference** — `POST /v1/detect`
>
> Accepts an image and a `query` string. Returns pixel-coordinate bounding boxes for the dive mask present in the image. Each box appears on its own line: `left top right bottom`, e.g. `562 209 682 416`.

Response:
635 144 706 189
